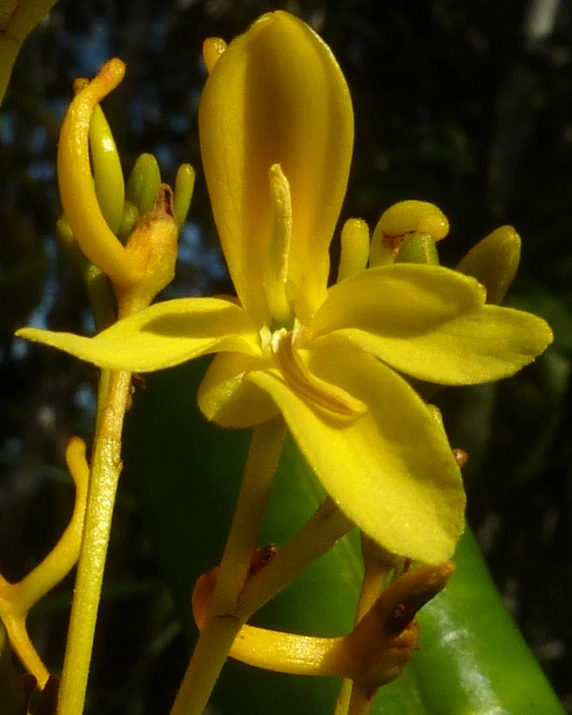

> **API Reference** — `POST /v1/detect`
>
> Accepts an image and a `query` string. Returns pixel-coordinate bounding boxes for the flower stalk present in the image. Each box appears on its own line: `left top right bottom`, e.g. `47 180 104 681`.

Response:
170 418 286 715
57 369 131 715
51 61 191 715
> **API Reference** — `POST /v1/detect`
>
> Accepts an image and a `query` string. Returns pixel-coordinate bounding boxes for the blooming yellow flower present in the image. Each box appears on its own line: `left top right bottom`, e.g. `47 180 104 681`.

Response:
17 12 552 563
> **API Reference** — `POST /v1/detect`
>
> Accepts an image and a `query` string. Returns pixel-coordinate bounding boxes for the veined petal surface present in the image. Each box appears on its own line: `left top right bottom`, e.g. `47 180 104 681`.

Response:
199 11 353 324
17 298 260 372
248 341 465 563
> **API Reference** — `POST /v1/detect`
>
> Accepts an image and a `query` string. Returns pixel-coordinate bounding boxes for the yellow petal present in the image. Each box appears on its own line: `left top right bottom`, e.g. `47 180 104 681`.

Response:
248 342 465 563
311 263 485 338
311 263 553 384
336 305 552 384
199 11 353 324
198 352 279 428
17 298 259 371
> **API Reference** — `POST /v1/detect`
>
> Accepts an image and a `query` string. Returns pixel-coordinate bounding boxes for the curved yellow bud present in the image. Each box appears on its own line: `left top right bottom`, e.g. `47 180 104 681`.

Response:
57 58 136 287
370 200 449 267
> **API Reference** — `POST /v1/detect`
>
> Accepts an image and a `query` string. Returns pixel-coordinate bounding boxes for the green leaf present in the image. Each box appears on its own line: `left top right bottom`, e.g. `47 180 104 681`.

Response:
123 358 564 714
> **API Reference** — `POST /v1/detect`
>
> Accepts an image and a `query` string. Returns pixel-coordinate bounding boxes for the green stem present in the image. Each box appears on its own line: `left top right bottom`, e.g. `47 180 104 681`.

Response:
56 369 132 715
169 417 286 715
238 497 352 619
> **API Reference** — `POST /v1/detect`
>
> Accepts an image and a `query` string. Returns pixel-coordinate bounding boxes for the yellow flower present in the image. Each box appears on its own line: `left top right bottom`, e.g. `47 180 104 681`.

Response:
17 12 552 563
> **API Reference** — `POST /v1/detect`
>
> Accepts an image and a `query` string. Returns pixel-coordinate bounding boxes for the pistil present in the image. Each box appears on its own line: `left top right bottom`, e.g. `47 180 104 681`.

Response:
265 164 294 327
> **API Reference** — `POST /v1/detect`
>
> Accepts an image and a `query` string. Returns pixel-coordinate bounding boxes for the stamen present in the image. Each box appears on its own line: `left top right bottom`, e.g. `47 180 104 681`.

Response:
271 330 366 419
265 165 294 326
337 218 370 282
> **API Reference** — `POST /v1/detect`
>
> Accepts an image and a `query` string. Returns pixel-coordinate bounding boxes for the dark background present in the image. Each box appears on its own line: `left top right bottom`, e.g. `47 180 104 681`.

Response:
1 0 571 712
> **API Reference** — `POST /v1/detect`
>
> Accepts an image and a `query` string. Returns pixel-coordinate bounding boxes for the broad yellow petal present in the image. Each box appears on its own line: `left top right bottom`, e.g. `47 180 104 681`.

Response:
199 11 353 324
248 342 465 563
198 352 279 428
17 298 259 371
311 263 552 384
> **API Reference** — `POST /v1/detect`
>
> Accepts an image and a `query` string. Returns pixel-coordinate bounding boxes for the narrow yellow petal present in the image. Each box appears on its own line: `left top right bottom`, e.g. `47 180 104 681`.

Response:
248 342 465 563
199 11 353 324
17 298 260 372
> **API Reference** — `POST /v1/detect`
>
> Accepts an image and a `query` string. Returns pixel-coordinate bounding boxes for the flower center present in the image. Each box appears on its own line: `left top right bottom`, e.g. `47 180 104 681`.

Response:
270 328 366 421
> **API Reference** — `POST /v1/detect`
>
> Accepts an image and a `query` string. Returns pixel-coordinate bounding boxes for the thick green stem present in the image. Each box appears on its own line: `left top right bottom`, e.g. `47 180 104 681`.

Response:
56 369 132 715
170 418 286 715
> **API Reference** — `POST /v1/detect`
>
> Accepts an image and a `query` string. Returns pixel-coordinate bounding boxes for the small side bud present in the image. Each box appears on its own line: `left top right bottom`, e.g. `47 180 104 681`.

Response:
173 164 196 229
337 218 370 282
126 153 162 217
456 226 521 305
116 201 140 243
89 104 125 235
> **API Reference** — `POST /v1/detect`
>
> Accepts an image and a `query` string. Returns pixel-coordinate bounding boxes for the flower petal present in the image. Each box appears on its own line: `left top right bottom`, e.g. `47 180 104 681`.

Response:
311 264 485 338
17 297 260 372
248 342 465 563
198 352 279 428
199 11 353 324
311 263 553 384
